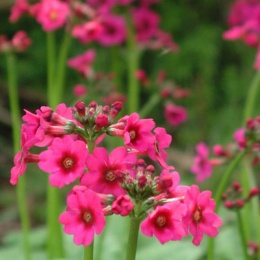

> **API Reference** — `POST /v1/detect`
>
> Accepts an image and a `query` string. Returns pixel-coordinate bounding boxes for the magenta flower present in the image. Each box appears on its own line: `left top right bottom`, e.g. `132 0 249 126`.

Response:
121 112 155 152
140 202 188 244
38 135 88 188
111 195 134 216
97 14 126 46
132 7 160 42
183 185 222 246
148 127 172 168
59 188 106 246
9 0 30 23
233 128 247 150
191 142 212 182
35 0 70 32
67 49 96 78
11 31 31 52
81 147 136 196
164 103 188 127
73 84 87 97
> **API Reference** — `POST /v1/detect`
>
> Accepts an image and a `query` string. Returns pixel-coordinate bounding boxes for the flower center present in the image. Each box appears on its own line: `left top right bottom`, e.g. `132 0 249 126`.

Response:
193 208 202 223
83 210 93 224
155 215 167 227
63 158 74 169
130 130 136 140
49 10 59 21
105 171 116 182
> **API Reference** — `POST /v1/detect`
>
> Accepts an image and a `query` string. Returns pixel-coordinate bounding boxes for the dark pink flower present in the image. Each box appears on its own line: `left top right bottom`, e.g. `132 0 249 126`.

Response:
183 185 222 246
191 142 212 182
121 112 155 152
67 49 96 78
164 103 188 127
132 7 160 42
11 31 31 52
59 188 106 246
111 195 134 216
233 128 247 150
97 14 126 46
81 147 136 196
9 0 30 23
38 135 88 188
140 202 188 244
73 84 87 97
35 0 70 32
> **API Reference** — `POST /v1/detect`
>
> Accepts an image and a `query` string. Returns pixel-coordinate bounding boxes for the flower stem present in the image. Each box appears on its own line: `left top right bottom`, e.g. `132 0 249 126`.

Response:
84 242 94 260
6 51 31 260
125 217 140 260
207 150 246 260
236 210 250 260
139 93 161 118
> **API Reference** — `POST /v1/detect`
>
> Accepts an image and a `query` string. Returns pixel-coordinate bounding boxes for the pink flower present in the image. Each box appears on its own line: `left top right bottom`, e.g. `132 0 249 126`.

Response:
191 142 212 182
80 147 136 196
87 0 116 10
97 14 126 46
164 103 188 127
120 112 155 152
59 188 106 246
140 202 188 244
73 84 87 97
111 195 134 216
9 0 30 23
38 135 88 188
11 31 31 52
183 185 222 246
35 0 70 32
67 49 96 78
233 128 247 150
72 21 103 44
148 127 172 168
132 7 160 42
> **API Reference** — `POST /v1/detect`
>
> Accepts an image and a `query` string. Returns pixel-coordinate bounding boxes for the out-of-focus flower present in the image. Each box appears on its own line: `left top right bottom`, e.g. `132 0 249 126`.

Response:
164 103 187 127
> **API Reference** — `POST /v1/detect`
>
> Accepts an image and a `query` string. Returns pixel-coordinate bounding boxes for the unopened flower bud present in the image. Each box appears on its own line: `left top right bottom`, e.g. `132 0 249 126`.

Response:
95 114 109 129
75 101 86 117
248 187 260 199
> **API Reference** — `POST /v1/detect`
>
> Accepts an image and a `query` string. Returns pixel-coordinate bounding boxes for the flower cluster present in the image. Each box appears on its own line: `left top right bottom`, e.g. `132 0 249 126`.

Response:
11 101 222 247
223 0 260 69
191 116 260 182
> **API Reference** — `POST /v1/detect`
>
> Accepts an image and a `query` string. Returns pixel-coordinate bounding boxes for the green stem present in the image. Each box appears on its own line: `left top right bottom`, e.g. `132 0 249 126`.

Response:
46 32 64 258
236 210 250 260
6 51 31 260
126 13 141 114
139 93 161 118
84 242 94 260
125 217 140 260
54 29 72 105
207 150 246 260
243 70 260 121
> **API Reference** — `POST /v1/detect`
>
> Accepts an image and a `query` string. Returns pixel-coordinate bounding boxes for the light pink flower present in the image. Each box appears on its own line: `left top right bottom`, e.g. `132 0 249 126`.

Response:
132 7 160 42
164 103 188 127
67 49 96 78
11 31 31 52
38 135 88 188
35 0 70 32
140 202 188 244
59 188 106 246
148 127 172 168
97 14 126 46
111 195 134 216
9 0 30 23
183 185 222 246
120 112 155 152
80 146 136 196
191 142 212 182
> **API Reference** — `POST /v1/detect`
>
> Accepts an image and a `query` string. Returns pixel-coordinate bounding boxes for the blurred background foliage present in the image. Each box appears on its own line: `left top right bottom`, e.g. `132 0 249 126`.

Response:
0 0 259 259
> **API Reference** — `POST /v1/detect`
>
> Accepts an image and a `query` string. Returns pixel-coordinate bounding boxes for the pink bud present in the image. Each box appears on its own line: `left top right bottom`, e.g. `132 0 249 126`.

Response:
112 195 134 216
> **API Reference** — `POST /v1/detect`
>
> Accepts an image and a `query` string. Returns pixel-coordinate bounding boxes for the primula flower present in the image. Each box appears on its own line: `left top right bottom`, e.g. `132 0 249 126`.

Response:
120 112 155 152
67 49 96 78
59 188 106 246
35 0 70 31
140 202 188 244
73 84 87 97
183 185 222 246
191 142 212 182
132 7 160 42
9 0 30 23
111 195 134 216
97 14 126 46
38 135 88 188
164 103 188 127
233 128 247 150
81 146 136 196
11 31 31 52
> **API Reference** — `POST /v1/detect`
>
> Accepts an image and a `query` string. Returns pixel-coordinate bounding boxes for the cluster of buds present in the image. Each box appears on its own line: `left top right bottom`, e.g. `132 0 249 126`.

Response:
222 182 260 210
0 31 31 53
11 101 222 248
